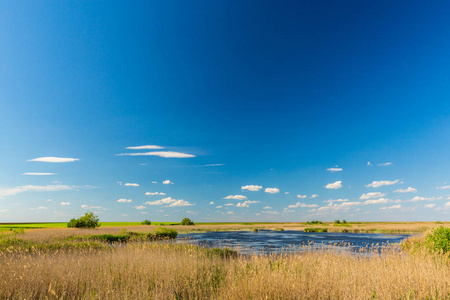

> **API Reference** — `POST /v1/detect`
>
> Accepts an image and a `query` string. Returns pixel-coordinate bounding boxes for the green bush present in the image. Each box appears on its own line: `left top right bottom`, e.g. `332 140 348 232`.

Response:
306 220 324 225
67 212 100 229
147 227 178 240
426 226 450 253
141 220 152 225
304 228 328 233
334 220 341 224
342 219 347 224
91 234 130 243
273 228 284 231
181 218 195 225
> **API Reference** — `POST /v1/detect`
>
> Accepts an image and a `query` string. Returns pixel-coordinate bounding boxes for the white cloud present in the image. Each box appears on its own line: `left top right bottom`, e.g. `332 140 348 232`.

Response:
134 205 146 210
380 204 401 210
204 164 225 167
444 202 450 207
209 201 214 205
28 157 79 163
224 203 234 206
366 180 399 188
363 198 390 205
124 183 139 187
425 204 436 208
284 192 290 194
22 173 57 176
378 162 392 166
311 194 319 198
81 205 88 208
325 181 342 189
287 202 318 209
117 151 195 158
236 200 260 208
360 192 386 200
163 180 173 185
394 187 417 193
323 199 349 203
152 181 157 184
0 185 74 197
126 145 164 150
216 206 223 208
122 214 128 217
241 185 262 192
30 206 48 210
407 196 442 202
326 167 342 172
262 211 279 215
117 199 132 203
144 197 193 207
0 209 8 213
367 161 372 166
145 192 166 196
60 202 70 206
265 187 279 194
263 206 272 209
227 211 234 214
223 195 247 200
437 185 450 190
297 194 307 199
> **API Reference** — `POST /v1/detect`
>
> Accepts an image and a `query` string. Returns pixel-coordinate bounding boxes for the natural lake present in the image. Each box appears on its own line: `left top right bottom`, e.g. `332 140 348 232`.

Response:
178 230 410 255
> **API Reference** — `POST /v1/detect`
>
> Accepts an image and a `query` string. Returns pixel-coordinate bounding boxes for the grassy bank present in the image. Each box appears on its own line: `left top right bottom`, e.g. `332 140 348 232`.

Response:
2 227 450 299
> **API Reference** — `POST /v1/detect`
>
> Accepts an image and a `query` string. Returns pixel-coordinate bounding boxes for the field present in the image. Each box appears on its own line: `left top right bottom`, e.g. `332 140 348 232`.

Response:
1 222 450 299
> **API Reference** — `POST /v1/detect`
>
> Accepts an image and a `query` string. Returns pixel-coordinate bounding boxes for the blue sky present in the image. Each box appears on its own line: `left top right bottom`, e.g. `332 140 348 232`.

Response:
1 1 450 222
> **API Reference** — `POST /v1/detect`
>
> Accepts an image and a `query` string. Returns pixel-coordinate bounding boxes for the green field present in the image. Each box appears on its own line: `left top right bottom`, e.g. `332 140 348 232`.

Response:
0 221 180 230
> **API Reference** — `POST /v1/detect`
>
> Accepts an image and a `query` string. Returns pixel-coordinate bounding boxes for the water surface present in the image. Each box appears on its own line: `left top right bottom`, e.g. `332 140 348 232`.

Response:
178 230 410 255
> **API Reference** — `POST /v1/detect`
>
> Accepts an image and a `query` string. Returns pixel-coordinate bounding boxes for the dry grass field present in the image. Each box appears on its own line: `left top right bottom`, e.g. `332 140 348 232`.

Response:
0 223 449 299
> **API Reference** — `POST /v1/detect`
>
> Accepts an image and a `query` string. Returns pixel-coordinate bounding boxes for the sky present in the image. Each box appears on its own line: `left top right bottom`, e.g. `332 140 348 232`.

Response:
1 1 450 222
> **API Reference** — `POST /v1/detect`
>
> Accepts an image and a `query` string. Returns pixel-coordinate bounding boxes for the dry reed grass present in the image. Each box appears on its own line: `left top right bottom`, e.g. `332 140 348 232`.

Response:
1 227 450 299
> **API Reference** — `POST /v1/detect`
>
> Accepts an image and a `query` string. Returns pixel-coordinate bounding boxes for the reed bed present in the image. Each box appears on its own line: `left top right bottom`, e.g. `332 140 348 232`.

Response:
2 230 450 299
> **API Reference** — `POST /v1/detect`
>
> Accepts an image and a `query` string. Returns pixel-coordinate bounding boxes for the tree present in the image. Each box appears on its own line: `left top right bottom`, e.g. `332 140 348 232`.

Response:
67 212 100 228
141 220 152 225
181 217 195 225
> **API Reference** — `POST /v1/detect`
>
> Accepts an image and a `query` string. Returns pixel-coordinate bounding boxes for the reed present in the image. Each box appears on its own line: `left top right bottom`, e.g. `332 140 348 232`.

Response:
1 228 450 299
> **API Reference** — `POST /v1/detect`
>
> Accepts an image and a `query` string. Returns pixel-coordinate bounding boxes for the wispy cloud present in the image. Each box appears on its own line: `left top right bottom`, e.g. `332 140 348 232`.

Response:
394 187 417 193
287 202 318 209
60 202 70 206
117 151 195 158
297 194 307 199
265 187 279 194
366 180 399 188
311 194 319 198
326 167 342 172
241 185 262 192
378 162 392 166
144 197 193 207
407 196 442 202
325 181 342 189
22 172 57 176
28 157 79 163
323 199 349 203
437 185 450 190
360 192 386 200
126 145 164 150
134 205 146 210
261 211 279 215
0 185 74 197
236 200 260 208
117 199 132 203
204 164 225 167
425 204 436 208
380 204 401 210
124 183 139 187
163 180 173 185
145 192 166 196
223 195 247 200
367 161 372 166
363 198 390 205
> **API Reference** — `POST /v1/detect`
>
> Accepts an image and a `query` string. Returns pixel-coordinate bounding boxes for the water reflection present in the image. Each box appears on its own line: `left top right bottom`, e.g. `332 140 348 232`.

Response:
177 230 410 255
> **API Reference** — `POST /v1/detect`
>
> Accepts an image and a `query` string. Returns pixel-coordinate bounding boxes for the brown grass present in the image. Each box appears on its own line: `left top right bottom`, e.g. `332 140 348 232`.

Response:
1 226 450 299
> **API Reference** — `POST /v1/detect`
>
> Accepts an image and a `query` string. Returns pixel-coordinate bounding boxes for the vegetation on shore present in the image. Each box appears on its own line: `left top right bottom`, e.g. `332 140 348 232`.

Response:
2 225 450 299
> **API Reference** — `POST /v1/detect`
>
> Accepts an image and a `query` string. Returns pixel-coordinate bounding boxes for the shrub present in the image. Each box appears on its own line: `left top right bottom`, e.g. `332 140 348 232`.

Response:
181 218 195 226
67 212 100 229
91 234 130 243
206 247 238 259
304 228 328 233
426 226 450 254
334 220 341 224
147 227 178 240
306 220 324 225
342 219 347 224
141 220 152 225
273 228 284 231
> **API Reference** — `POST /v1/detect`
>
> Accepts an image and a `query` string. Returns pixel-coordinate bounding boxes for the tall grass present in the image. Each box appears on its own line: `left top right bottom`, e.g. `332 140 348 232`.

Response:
2 228 450 299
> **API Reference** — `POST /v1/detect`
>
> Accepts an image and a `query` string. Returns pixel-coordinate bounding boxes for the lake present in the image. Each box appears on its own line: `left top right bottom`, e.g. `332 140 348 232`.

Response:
178 230 410 255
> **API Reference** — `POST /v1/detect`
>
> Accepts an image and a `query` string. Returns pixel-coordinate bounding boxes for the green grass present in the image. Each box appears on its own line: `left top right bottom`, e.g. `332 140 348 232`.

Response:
304 228 328 233
0 221 180 230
